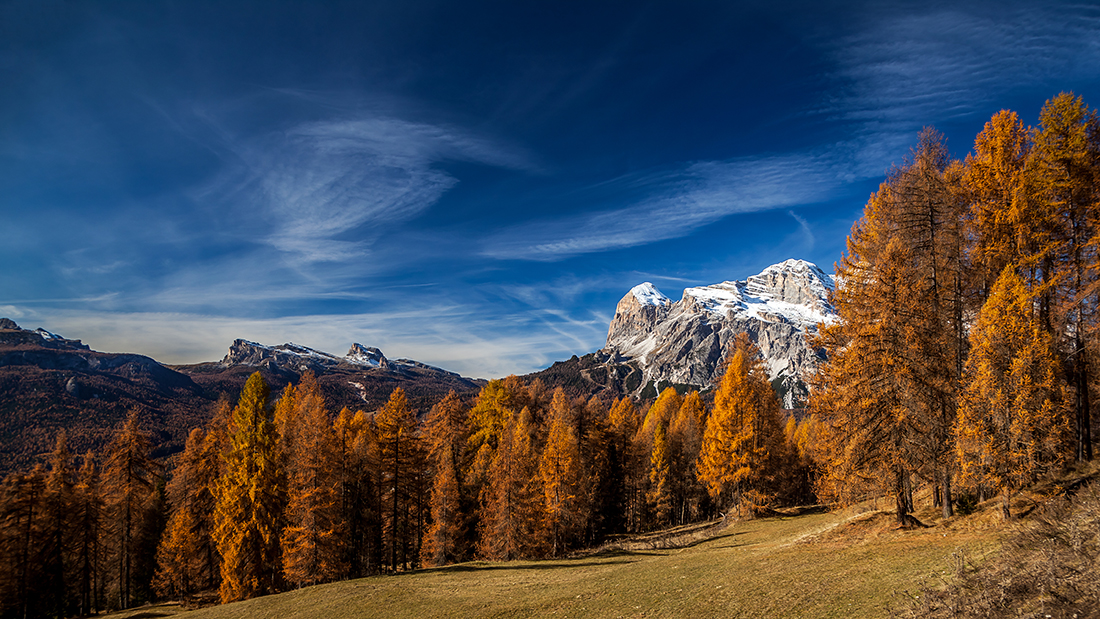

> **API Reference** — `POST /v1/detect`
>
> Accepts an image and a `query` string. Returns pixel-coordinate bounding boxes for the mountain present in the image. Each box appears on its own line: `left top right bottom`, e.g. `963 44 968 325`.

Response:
0 319 211 472
0 321 483 473
172 339 484 414
526 260 836 406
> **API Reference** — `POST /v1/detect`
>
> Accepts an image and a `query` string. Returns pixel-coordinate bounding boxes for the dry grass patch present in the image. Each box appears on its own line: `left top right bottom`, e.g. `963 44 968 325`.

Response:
139 504 999 619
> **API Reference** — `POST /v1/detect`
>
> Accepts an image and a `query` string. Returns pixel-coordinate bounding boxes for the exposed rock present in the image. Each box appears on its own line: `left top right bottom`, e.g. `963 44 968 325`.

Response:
346 343 389 369
65 376 81 398
0 318 19 330
603 259 836 407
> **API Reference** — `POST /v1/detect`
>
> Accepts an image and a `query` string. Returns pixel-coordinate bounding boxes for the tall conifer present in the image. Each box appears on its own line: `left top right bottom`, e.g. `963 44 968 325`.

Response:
214 372 283 602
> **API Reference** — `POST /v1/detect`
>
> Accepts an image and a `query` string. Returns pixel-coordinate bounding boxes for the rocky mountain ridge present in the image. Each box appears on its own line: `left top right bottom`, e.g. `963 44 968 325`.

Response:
602 259 837 407
0 320 482 473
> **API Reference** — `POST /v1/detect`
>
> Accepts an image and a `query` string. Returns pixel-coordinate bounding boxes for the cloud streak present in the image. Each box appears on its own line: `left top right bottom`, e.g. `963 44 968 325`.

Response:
826 4 1100 163
209 114 537 263
24 304 604 379
481 152 843 261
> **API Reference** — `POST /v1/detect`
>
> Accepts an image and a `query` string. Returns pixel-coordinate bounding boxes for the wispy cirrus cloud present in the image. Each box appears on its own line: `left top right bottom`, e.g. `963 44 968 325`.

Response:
206 114 538 263
481 3 1100 264
480 152 842 261
826 4 1100 163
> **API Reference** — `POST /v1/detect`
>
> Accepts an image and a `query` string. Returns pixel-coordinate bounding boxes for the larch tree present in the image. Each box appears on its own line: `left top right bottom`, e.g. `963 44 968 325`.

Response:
478 406 543 560
638 387 681 528
43 431 75 617
957 266 1071 517
214 372 283 602
421 391 471 567
155 399 228 600
1033 92 1100 462
647 423 673 527
540 388 583 556
812 129 968 523
697 334 786 516
333 407 381 577
964 109 1038 298
640 387 683 445
668 391 706 524
578 396 616 543
102 410 162 609
608 397 645 532
72 452 104 615
465 377 528 541
376 387 425 572
0 467 46 619
281 373 345 587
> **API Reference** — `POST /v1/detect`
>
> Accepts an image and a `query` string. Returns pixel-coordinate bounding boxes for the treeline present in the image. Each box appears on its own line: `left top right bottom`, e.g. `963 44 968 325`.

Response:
0 333 811 615
809 92 1099 525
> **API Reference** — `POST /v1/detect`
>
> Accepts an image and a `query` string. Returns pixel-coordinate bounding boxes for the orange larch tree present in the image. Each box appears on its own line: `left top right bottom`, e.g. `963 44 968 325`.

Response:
213 372 283 602
281 373 345 586
957 266 1071 517
376 387 425 572
421 391 471 566
478 406 543 560
697 335 787 516
539 388 583 556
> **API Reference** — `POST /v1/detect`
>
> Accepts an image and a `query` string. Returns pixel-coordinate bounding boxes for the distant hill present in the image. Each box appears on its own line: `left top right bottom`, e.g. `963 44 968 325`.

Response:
0 321 483 473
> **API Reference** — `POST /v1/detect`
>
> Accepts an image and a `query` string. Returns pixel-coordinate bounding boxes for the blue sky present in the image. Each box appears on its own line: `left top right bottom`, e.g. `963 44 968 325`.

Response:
3 1 1100 378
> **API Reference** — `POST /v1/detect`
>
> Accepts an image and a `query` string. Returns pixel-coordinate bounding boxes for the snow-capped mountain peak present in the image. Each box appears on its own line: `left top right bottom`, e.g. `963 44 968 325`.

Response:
603 259 837 406
630 282 671 307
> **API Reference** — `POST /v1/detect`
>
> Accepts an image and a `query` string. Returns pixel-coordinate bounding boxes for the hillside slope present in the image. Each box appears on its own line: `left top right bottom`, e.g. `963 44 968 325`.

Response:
135 505 999 619
0 321 483 472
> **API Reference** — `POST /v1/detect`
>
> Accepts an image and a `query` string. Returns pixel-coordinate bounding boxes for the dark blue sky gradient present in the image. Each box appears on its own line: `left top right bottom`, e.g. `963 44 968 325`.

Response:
3 1 1100 377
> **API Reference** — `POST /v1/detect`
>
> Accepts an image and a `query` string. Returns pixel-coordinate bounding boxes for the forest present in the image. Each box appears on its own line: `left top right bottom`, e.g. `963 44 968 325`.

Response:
0 92 1097 617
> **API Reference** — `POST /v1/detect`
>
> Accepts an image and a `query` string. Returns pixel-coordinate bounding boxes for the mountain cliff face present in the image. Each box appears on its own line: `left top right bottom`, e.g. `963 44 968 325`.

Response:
602 259 836 407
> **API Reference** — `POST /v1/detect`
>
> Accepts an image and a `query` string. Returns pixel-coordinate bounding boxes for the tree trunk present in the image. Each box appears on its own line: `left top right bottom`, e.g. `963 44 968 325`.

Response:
941 466 954 518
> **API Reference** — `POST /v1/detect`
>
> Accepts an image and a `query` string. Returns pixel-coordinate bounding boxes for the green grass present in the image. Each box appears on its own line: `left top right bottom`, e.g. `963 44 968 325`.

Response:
134 503 1002 619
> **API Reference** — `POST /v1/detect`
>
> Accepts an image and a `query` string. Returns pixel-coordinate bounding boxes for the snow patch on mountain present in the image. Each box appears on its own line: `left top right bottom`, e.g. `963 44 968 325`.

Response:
630 283 671 307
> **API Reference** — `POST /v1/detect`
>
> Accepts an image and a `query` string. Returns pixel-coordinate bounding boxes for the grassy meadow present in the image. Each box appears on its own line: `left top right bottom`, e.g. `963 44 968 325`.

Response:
111 495 1018 619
